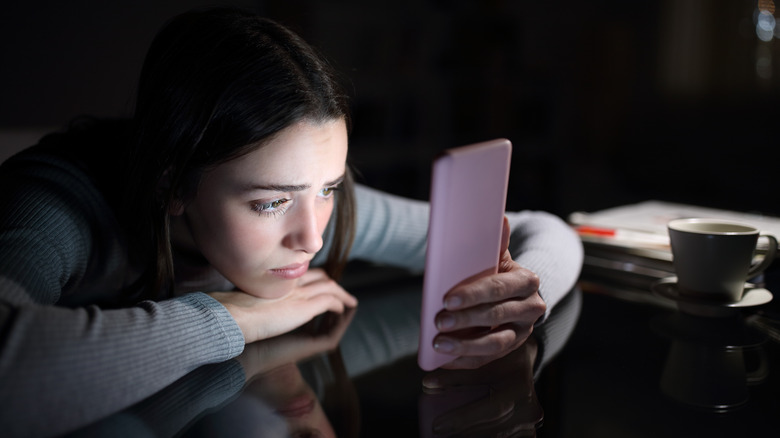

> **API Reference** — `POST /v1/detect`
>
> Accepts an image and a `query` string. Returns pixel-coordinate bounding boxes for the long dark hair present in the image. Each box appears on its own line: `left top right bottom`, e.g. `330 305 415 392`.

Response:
122 8 355 299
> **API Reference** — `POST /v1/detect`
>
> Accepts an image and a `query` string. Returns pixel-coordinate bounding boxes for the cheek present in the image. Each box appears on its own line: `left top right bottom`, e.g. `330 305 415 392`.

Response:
193 206 273 264
223 215 278 258
318 202 336 233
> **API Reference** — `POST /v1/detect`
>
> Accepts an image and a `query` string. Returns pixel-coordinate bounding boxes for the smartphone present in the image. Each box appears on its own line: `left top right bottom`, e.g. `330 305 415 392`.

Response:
417 139 512 371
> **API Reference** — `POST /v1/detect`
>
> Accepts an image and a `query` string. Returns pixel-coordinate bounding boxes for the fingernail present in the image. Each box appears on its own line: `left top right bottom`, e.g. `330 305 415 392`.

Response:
422 376 440 388
444 296 462 309
433 419 453 434
436 314 455 330
434 339 455 353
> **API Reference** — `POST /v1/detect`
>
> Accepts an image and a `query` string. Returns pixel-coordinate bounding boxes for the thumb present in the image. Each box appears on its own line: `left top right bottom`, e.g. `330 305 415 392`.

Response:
498 216 519 273
500 215 510 256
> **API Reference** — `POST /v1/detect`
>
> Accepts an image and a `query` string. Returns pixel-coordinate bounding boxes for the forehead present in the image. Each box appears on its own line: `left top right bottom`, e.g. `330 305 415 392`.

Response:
207 119 348 184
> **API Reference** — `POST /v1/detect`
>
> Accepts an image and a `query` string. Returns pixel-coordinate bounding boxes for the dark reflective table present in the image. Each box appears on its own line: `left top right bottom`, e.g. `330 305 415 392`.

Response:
543 266 780 438
65 264 780 437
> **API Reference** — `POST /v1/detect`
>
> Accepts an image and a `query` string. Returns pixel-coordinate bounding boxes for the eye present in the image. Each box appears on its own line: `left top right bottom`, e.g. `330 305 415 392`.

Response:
319 185 340 198
251 198 291 217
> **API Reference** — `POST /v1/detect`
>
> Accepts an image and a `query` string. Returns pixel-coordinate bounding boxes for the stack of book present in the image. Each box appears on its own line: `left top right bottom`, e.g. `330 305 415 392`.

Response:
568 200 780 300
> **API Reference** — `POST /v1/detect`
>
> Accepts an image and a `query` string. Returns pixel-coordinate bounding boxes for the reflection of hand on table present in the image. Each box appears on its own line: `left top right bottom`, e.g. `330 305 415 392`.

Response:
420 336 543 437
236 307 355 382
187 309 357 438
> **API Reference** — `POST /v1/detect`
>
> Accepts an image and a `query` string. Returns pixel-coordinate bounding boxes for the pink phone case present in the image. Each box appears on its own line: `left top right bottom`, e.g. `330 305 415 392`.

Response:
417 139 512 371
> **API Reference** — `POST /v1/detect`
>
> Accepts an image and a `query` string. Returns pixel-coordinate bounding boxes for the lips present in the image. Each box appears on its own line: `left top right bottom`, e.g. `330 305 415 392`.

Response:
275 394 316 418
268 260 310 279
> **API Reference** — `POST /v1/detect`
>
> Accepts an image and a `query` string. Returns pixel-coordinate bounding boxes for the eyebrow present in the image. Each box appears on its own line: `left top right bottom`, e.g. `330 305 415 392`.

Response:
242 174 345 193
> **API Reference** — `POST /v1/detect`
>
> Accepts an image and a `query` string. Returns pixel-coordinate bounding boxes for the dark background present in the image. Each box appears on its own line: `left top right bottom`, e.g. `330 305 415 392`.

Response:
1 0 778 219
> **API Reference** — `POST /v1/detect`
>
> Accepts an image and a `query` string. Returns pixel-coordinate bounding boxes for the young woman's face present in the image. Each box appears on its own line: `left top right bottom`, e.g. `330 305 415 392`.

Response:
181 119 348 299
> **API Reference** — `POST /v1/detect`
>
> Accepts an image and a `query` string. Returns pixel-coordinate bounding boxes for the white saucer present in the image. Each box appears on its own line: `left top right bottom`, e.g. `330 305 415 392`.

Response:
651 277 773 309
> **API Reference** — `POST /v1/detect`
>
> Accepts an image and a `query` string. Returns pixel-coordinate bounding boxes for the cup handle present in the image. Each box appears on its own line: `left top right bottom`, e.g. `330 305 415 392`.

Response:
747 234 778 278
745 346 769 385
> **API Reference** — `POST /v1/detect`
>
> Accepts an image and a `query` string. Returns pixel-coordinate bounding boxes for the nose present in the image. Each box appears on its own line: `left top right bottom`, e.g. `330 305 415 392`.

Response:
282 200 324 254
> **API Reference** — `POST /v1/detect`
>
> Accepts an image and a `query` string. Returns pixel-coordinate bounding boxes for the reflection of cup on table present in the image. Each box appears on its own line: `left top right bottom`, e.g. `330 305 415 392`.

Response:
667 218 778 302
660 341 768 411
653 312 769 412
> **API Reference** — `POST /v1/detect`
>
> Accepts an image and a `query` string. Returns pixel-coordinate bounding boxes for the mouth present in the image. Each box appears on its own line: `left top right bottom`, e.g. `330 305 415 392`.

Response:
268 261 310 280
275 394 316 418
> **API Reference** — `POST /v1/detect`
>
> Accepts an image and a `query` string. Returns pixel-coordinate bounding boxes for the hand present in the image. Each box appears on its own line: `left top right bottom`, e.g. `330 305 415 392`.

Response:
420 336 543 436
209 268 358 344
433 217 546 369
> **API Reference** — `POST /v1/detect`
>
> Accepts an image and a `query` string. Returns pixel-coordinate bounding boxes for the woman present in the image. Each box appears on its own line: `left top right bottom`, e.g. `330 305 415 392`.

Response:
0 7 582 436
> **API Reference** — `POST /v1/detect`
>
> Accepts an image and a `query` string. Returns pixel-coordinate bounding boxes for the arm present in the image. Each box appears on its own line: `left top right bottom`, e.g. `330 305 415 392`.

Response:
342 184 583 368
345 184 583 316
505 210 584 319
0 151 244 437
0 291 244 437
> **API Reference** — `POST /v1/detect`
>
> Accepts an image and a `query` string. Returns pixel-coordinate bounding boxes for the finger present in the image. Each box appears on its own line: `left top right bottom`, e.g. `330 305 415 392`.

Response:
444 266 540 311
441 354 507 370
296 294 349 320
305 287 358 309
433 324 534 368
434 324 527 356
263 292 356 340
500 215 510 255
443 268 541 316
423 366 495 390
424 338 538 388
296 273 358 307
431 392 514 436
437 295 546 332
310 306 356 335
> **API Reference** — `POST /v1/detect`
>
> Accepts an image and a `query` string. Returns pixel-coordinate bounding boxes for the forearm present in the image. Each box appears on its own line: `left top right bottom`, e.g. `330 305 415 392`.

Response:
74 360 247 437
347 184 583 315
506 210 584 321
340 285 422 378
342 184 429 271
533 287 583 378
0 290 244 437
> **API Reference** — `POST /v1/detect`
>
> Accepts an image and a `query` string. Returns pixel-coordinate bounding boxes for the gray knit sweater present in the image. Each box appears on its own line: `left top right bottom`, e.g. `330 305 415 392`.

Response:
0 142 582 436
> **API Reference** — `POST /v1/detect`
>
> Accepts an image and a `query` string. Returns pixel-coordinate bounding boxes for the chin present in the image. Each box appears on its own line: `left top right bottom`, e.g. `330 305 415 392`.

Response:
242 279 296 300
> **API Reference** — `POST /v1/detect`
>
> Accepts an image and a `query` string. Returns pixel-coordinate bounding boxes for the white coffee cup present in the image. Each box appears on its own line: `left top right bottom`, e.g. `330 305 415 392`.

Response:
667 218 777 302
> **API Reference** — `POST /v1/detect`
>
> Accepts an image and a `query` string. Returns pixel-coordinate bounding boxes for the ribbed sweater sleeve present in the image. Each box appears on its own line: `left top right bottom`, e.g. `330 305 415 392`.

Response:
344 184 584 318
0 149 245 437
506 210 584 317
0 292 244 437
70 360 247 437
348 185 431 271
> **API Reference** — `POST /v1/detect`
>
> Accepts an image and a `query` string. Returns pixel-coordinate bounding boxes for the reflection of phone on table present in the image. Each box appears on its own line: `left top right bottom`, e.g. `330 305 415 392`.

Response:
418 139 512 371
